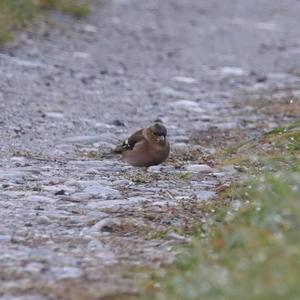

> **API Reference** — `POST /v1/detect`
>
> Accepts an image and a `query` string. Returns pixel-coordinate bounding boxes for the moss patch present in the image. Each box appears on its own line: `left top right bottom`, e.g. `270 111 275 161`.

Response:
0 0 90 45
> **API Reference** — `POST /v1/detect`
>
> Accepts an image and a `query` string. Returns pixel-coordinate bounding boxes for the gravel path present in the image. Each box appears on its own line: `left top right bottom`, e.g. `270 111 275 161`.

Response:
1 0 300 299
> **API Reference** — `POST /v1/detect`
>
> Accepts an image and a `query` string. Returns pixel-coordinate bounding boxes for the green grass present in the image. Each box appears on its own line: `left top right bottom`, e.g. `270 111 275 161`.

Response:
0 0 90 45
146 119 300 300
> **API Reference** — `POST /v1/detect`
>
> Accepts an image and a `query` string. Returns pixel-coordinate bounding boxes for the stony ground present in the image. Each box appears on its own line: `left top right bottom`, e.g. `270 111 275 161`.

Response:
1 0 300 299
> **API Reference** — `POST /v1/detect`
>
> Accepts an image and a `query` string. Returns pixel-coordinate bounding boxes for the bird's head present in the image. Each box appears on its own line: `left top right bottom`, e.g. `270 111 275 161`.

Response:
148 123 168 143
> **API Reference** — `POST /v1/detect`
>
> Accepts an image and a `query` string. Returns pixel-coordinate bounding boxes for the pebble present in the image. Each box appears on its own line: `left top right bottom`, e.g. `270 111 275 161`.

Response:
196 190 216 201
85 199 124 210
83 185 121 199
55 267 83 279
36 216 51 225
0 234 11 242
0 170 25 183
45 112 64 119
173 76 197 84
220 67 246 76
65 135 104 144
28 249 55 260
167 232 191 242
81 24 98 33
230 200 242 211
160 87 186 98
25 195 57 204
87 240 105 252
174 135 190 143
173 100 202 111
73 52 90 59
213 172 226 178
89 218 121 233
185 164 213 173
112 179 132 186
24 262 44 274
222 165 238 175
172 142 189 151
147 165 162 173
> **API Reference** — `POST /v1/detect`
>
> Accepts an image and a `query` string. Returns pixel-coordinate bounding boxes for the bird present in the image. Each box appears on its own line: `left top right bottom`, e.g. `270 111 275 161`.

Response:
114 122 170 167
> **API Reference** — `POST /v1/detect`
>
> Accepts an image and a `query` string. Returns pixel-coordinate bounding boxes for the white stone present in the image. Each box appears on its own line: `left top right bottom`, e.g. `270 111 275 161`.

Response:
73 52 90 59
220 67 245 76
173 100 204 113
185 164 213 173
82 24 98 33
196 190 216 201
147 165 162 173
83 185 121 199
160 87 186 98
87 240 105 252
173 76 197 84
36 216 51 225
90 218 121 232
56 267 83 279
45 112 64 119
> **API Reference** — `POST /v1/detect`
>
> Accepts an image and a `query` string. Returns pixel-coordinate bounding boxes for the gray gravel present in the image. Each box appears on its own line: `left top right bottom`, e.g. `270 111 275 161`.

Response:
1 0 300 298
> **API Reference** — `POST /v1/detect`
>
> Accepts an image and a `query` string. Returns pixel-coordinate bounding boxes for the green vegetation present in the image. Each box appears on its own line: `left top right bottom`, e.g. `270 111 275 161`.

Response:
0 0 90 45
146 119 300 300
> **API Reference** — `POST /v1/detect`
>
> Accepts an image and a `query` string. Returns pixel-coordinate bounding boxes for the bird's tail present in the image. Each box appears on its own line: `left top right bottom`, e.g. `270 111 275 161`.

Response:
113 141 129 154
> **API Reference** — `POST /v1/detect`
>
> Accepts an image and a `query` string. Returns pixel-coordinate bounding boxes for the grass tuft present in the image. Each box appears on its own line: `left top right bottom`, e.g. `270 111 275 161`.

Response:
0 0 90 45
146 119 300 300
37 0 90 18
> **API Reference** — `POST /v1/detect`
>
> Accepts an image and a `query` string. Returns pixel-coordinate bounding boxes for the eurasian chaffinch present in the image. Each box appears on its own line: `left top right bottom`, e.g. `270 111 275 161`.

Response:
114 122 170 167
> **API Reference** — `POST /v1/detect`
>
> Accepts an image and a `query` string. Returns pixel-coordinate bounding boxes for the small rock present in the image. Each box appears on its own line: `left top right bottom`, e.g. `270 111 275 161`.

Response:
65 135 103 144
36 216 51 225
220 67 245 76
212 172 226 178
160 165 175 172
167 232 191 242
86 199 126 209
113 179 132 186
83 185 121 199
172 142 188 151
24 262 44 274
73 52 89 59
160 87 186 98
54 189 66 196
173 76 197 84
111 119 125 126
0 234 11 242
90 218 121 233
174 135 190 143
173 100 198 108
87 240 105 252
147 165 161 173
222 165 238 175
63 194 85 202
56 267 83 279
196 190 216 201
25 195 56 204
81 24 98 33
45 112 64 119
231 200 242 211
28 248 55 260
185 164 213 173
0 170 25 183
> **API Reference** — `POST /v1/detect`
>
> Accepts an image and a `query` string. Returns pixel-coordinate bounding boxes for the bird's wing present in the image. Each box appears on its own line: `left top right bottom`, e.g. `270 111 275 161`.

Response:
114 129 145 153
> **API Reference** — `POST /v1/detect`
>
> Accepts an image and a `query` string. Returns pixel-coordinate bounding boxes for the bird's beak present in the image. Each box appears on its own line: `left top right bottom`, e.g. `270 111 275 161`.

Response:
159 136 166 142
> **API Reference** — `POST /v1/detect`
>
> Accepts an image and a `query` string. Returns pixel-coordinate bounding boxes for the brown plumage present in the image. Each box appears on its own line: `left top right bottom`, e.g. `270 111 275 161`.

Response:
114 123 170 167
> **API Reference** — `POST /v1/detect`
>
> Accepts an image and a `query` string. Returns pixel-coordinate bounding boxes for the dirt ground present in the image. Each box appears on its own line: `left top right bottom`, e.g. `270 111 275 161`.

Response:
1 0 300 299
